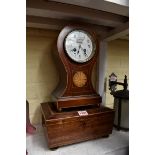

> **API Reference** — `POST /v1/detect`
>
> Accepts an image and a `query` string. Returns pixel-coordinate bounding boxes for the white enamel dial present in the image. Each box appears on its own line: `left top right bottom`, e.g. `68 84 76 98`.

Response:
64 30 96 63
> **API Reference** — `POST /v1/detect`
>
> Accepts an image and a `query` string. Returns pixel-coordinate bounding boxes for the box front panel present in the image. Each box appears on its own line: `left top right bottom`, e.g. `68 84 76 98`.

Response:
46 111 114 148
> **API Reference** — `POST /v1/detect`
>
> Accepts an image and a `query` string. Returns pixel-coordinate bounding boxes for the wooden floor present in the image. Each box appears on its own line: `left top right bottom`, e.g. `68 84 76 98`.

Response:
26 124 129 155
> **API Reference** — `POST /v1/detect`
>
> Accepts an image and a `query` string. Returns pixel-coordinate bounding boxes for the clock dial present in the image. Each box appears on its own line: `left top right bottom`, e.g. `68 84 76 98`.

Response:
73 71 87 87
64 30 96 63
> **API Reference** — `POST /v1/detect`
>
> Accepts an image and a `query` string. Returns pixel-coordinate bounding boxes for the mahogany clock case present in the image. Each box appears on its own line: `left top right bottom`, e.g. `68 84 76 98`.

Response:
52 25 102 110
41 102 115 149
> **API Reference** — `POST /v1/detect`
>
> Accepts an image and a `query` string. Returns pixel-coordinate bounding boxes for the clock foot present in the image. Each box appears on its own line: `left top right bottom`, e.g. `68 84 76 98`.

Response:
50 147 59 151
58 108 62 112
102 135 109 138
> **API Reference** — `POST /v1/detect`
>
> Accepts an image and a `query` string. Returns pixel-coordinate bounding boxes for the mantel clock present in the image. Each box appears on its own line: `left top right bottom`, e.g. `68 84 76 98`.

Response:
52 25 102 111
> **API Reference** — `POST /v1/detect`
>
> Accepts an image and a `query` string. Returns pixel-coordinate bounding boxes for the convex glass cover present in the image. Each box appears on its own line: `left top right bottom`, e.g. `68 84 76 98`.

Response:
64 30 96 63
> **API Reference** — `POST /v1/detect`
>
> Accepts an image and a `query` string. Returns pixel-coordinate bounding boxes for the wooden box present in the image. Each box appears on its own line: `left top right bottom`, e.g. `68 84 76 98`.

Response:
41 102 115 149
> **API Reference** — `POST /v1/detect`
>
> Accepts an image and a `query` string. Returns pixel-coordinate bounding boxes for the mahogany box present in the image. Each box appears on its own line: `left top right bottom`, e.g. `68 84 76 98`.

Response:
41 102 115 149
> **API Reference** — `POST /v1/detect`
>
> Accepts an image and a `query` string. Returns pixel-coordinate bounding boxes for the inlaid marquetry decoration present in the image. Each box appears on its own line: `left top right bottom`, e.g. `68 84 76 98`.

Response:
73 71 87 87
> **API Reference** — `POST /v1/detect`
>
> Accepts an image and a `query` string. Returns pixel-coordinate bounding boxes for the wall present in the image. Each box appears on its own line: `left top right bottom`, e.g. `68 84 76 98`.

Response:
105 39 129 108
26 28 60 124
26 28 97 124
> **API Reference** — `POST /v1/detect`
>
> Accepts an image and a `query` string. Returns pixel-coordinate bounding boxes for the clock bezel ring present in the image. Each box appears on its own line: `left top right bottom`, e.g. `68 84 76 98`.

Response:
64 29 96 63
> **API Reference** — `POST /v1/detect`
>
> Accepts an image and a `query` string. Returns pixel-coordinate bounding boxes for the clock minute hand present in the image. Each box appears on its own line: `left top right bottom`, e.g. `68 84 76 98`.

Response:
77 44 81 54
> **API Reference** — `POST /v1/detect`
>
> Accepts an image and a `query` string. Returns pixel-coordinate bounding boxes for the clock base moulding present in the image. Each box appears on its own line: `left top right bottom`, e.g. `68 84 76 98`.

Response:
54 94 102 111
